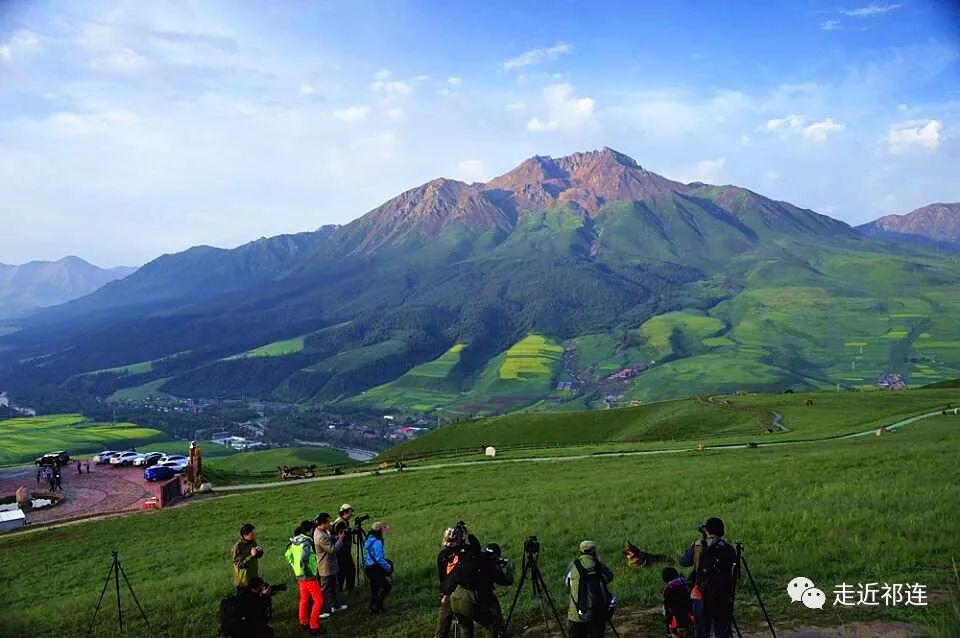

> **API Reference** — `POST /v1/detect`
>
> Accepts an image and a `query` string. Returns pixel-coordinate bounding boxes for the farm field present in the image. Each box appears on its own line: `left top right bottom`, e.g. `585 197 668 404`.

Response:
225 335 307 360
0 414 166 466
0 415 957 637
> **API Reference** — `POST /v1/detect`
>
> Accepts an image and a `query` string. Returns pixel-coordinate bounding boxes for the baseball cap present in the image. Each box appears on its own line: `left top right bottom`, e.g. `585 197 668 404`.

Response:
579 540 597 554
340 503 354 513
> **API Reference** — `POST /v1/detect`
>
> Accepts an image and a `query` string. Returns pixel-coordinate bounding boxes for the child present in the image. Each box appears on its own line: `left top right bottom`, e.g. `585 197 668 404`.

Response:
662 567 693 637
285 520 326 635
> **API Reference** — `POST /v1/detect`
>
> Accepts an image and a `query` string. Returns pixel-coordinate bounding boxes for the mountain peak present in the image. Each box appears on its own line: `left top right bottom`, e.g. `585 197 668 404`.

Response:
858 202 960 245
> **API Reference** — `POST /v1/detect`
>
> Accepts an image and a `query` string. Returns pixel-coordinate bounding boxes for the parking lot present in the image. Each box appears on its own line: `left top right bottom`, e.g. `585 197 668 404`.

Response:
0 460 171 526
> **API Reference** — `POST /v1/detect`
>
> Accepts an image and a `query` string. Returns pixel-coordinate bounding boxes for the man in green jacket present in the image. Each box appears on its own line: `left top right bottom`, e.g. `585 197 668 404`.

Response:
232 523 261 592
564 540 615 638
286 520 326 635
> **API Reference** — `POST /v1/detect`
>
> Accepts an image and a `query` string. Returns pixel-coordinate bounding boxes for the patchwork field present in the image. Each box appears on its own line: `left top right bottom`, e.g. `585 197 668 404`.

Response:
0 414 167 466
225 335 307 360
1 414 957 637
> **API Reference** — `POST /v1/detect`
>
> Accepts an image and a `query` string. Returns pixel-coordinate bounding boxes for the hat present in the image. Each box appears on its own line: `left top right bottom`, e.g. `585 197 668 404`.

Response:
484 543 502 557
340 503 354 513
578 540 597 554
372 521 390 533
704 517 725 537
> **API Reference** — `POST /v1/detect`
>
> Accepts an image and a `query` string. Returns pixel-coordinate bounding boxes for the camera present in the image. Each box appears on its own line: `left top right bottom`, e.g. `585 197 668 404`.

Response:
354 514 371 527
450 520 468 547
697 522 708 536
523 535 540 555
255 546 264 558
270 583 287 593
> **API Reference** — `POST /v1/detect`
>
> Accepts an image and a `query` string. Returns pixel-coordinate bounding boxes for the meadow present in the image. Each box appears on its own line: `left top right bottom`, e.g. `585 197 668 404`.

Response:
0 414 167 466
0 416 957 637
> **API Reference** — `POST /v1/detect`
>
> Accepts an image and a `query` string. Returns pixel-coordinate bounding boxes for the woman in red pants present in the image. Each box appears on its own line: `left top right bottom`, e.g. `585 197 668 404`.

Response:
286 520 326 635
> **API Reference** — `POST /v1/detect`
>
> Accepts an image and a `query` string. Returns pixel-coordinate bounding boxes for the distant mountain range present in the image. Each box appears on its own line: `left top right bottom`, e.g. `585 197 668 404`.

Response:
1 148 958 414
857 203 960 251
0 257 135 319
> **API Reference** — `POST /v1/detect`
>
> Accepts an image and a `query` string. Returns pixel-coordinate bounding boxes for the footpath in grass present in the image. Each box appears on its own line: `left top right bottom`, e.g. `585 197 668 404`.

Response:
0 418 957 637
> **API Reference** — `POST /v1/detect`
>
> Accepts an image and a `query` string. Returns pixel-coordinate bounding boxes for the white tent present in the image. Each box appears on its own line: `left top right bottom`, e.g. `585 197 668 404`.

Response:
0 508 27 533
484 446 496 458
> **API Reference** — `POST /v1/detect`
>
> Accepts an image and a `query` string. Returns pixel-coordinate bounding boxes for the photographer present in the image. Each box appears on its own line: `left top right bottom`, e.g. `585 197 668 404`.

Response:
678 517 736 638
363 521 394 613
314 512 349 614
447 534 514 637
565 540 615 638
231 523 262 592
220 576 281 638
332 504 357 594
436 525 466 638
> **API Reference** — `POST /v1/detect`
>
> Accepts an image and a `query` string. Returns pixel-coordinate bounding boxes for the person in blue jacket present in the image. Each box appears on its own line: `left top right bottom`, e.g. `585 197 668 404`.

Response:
363 521 393 613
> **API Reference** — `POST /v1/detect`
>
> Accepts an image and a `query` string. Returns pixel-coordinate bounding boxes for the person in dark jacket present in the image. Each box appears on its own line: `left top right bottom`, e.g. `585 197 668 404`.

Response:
363 521 394 613
232 577 275 638
232 523 261 592
678 517 737 638
436 526 465 638
447 535 514 638
332 504 357 595
662 567 693 637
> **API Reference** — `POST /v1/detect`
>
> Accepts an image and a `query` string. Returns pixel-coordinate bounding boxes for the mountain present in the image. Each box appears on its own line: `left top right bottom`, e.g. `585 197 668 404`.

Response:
857 203 960 251
0 256 135 319
2 149 958 413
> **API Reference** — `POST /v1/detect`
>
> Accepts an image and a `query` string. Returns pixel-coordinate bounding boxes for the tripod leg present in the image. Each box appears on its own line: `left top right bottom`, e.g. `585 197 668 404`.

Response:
530 566 567 638
87 560 115 635
114 553 124 632
504 555 529 629
118 561 150 627
741 557 776 638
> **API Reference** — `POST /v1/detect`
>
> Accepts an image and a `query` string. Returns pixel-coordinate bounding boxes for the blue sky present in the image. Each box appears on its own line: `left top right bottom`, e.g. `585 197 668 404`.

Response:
1 0 958 266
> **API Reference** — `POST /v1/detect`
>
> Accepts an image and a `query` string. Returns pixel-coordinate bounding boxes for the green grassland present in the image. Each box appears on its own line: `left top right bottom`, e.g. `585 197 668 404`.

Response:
1 414 957 637
355 344 467 411
0 414 167 466
206 446 354 473
386 388 960 457
107 378 172 402
225 336 307 360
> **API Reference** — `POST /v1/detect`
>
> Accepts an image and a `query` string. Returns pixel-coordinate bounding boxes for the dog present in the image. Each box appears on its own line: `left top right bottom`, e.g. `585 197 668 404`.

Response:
624 542 672 568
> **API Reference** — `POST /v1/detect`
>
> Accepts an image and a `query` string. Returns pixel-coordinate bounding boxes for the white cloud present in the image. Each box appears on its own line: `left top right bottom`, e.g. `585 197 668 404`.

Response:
841 4 902 17
762 115 844 142
447 76 462 86
455 159 488 183
694 157 727 183
90 47 145 71
373 69 392 80
299 82 319 96
526 83 595 132
413 74 429 82
897 103 908 112
0 29 41 63
803 118 845 141
881 119 942 154
0 45 9 62
385 107 405 122
370 80 412 95
333 106 370 123
820 20 842 31
503 42 572 70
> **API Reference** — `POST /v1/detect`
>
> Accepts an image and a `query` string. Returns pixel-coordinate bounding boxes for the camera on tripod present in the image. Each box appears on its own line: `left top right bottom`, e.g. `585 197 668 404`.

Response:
523 535 540 556
354 514 370 528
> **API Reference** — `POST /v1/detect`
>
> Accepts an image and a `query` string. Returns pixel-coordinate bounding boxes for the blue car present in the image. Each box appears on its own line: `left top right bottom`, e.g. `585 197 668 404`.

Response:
144 465 177 482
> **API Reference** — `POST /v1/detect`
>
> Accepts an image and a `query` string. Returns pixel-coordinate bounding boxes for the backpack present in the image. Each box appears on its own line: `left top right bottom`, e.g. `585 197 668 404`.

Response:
694 540 737 603
218 594 242 637
573 558 613 622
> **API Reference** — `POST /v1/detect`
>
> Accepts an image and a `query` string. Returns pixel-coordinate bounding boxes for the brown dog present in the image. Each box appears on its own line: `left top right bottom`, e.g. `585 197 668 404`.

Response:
624 542 672 568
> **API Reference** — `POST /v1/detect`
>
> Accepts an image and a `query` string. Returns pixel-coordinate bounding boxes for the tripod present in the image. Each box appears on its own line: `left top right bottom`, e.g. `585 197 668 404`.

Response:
505 544 567 638
87 551 149 635
731 542 776 638
353 522 368 586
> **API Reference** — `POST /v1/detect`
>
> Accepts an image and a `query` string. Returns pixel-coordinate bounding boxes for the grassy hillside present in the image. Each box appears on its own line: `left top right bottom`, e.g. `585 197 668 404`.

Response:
386 388 960 457
206 446 354 473
0 414 166 465
1 416 957 637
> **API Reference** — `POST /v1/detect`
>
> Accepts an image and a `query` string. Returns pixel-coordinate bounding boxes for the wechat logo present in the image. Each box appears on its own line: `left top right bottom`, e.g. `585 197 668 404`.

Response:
787 576 825 609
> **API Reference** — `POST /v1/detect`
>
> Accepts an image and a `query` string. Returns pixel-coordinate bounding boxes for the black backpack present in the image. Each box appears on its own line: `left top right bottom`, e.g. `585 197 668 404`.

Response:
695 540 737 603
573 558 613 622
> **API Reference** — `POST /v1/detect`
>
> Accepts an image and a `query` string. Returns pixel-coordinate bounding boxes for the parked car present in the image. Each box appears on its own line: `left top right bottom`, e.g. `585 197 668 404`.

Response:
34 451 70 467
94 450 120 464
110 451 140 466
158 454 188 464
158 459 188 473
144 465 177 481
133 452 164 467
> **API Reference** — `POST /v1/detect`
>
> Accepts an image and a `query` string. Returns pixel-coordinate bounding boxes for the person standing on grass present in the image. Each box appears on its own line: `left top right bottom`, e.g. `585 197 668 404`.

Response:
363 521 393 613
314 512 349 616
285 520 326 636
678 517 737 638
232 523 261 592
565 540 615 638
332 504 356 595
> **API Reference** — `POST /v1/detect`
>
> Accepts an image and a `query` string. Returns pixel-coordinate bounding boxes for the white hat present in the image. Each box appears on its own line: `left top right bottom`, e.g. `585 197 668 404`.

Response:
372 521 390 533
340 503 353 513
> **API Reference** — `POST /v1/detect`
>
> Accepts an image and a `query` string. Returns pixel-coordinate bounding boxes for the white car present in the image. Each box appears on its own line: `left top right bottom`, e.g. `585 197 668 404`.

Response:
94 450 120 464
133 452 164 467
109 451 140 466
159 454 188 464
157 459 188 473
